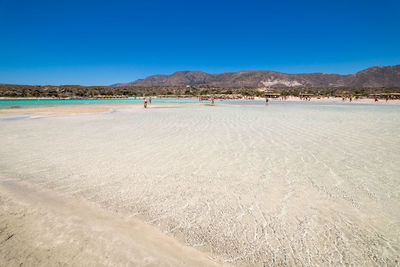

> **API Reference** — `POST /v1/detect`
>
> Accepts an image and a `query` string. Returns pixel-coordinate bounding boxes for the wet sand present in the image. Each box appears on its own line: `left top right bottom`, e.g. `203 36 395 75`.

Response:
0 103 139 116
1 102 400 266
0 177 218 266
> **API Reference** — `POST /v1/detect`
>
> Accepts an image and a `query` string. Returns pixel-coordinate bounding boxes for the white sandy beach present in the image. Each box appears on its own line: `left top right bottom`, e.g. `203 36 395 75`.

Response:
1 102 400 266
264 96 400 105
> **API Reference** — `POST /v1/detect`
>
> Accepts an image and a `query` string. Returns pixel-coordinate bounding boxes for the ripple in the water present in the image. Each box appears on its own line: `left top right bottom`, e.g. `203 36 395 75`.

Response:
0 103 399 265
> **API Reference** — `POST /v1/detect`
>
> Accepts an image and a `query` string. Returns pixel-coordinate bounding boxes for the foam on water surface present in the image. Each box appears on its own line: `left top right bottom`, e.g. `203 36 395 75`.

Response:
0 103 399 265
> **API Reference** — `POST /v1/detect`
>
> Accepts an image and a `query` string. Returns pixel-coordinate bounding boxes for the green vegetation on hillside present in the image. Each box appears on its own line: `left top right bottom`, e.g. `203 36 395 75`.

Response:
0 84 399 98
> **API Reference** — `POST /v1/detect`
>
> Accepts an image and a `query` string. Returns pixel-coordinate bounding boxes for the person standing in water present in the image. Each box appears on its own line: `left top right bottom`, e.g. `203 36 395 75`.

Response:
149 96 152 104
266 97 269 105
144 97 148 108
211 96 215 105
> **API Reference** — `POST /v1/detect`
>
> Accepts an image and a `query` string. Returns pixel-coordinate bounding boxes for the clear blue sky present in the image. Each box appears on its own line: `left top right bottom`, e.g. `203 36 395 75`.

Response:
1 0 399 85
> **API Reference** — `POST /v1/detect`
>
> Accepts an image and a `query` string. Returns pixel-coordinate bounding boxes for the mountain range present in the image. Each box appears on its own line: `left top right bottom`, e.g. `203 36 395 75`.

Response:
113 65 400 88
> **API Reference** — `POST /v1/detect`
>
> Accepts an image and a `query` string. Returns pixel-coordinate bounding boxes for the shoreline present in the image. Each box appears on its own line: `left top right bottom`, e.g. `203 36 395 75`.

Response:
0 103 140 116
0 103 215 118
0 97 399 113
261 96 400 105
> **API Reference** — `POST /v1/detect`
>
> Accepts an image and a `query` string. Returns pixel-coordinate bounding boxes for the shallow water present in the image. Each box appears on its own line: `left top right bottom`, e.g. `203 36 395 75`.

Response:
1 103 399 265
0 98 208 108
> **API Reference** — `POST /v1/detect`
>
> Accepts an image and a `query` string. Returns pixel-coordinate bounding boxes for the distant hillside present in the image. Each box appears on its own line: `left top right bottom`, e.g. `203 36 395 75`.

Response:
114 65 400 88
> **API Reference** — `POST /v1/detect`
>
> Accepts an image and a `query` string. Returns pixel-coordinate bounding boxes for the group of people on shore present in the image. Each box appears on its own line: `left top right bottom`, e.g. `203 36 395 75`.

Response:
199 96 215 105
142 94 397 108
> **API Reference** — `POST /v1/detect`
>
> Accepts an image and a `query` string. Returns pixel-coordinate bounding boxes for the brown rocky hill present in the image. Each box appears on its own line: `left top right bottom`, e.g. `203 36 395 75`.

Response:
114 65 400 88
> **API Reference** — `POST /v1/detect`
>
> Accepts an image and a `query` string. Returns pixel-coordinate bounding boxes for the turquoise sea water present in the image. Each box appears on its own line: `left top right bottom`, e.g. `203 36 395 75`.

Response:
2 97 396 109
0 97 212 108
